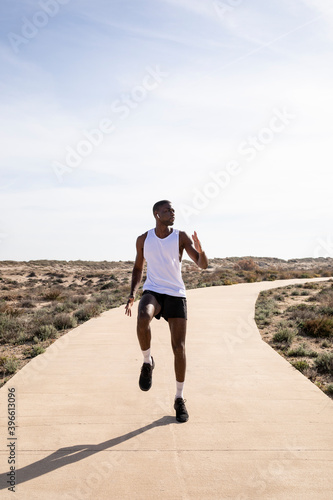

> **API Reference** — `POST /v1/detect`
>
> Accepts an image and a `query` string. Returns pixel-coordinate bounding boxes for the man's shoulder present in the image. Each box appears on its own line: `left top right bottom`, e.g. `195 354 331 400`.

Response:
178 230 190 244
136 231 149 246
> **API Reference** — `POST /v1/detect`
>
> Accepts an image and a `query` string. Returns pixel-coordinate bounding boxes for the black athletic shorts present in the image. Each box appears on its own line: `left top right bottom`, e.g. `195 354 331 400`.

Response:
142 290 187 322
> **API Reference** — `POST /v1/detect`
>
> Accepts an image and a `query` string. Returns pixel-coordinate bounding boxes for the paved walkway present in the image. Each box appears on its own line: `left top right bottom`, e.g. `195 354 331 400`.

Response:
0 278 332 499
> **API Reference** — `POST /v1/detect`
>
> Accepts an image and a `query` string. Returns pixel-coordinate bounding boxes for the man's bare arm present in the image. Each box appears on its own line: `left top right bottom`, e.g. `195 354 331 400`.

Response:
125 233 146 316
181 230 208 269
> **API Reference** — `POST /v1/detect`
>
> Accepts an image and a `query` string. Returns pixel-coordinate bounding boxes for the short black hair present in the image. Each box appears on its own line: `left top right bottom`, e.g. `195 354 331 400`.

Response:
152 200 171 215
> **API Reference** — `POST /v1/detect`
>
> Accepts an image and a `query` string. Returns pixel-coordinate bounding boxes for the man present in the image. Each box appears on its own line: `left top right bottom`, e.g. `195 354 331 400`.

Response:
125 200 208 422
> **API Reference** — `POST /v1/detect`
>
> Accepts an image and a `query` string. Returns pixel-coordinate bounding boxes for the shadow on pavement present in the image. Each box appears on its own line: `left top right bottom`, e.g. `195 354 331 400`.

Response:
0 415 175 489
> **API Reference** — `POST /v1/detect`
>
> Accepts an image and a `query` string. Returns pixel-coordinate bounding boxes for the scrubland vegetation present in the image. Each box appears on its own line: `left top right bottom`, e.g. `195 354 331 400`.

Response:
1 257 332 387
255 279 333 398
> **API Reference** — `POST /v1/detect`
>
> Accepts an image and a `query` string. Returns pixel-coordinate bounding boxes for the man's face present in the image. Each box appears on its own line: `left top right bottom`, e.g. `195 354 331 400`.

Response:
157 203 175 226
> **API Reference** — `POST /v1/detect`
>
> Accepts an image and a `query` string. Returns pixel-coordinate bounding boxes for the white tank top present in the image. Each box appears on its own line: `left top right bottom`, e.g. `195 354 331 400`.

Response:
143 228 186 297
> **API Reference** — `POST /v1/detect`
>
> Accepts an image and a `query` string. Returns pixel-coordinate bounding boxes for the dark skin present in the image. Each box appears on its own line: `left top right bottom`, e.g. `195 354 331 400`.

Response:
125 202 208 383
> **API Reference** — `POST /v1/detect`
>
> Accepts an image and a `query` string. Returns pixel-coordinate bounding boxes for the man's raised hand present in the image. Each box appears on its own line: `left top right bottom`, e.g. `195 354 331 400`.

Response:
192 231 203 254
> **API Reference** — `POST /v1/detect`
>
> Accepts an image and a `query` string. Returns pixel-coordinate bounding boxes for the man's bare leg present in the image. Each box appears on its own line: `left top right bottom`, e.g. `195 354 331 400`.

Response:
137 293 161 350
169 317 189 422
168 317 187 382
137 293 161 391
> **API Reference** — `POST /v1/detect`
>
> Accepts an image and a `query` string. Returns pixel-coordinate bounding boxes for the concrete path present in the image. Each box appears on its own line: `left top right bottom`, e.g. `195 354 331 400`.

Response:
0 278 332 500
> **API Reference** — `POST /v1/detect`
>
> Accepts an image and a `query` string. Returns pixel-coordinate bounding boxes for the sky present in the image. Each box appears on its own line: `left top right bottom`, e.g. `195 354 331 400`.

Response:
1 0 333 261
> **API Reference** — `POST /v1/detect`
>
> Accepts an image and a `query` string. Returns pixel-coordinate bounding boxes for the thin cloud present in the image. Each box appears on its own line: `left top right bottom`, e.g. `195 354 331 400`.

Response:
155 0 217 18
0 0 332 260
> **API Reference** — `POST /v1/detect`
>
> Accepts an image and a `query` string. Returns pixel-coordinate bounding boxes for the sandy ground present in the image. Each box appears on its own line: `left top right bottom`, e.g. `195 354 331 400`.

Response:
256 280 333 394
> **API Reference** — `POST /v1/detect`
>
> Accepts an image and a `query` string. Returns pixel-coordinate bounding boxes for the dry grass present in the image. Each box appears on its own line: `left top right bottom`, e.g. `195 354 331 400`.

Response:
255 279 333 398
0 257 332 387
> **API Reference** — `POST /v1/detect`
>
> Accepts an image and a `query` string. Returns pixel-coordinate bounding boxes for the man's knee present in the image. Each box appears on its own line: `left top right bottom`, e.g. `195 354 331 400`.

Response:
137 308 153 326
172 342 186 356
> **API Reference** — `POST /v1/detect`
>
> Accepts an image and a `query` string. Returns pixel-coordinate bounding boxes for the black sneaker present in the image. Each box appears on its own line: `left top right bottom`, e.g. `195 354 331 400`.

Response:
139 357 155 391
174 398 189 423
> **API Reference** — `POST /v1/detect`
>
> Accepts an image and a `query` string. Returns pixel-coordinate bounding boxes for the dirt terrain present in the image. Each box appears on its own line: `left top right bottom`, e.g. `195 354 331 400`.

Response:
1 256 332 387
255 279 333 398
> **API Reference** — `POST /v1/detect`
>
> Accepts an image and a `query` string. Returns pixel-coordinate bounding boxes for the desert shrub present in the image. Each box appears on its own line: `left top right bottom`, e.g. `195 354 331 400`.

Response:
292 360 309 373
314 352 333 374
314 287 333 307
6 357 19 373
26 345 45 358
0 356 19 374
302 317 333 338
0 356 9 374
32 308 54 327
255 312 271 327
20 300 35 308
98 274 118 283
71 295 86 305
325 384 333 395
235 258 257 271
52 301 77 313
0 314 24 343
0 291 21 301
45 271 65 278
245 272 258 283
53 313 77 331
68 283 80 290
287 344 318 358
273 327 296 345
303 282 319 290
264 272 278 281
255 298 280 327
37 324 58 341
316 287 333 301
318 306 333 316
15 332 29 344
287 303 317 324
100 281 116 290
0 302 23 316
92 290 124 308
43 288 64 301
74 303 101 322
